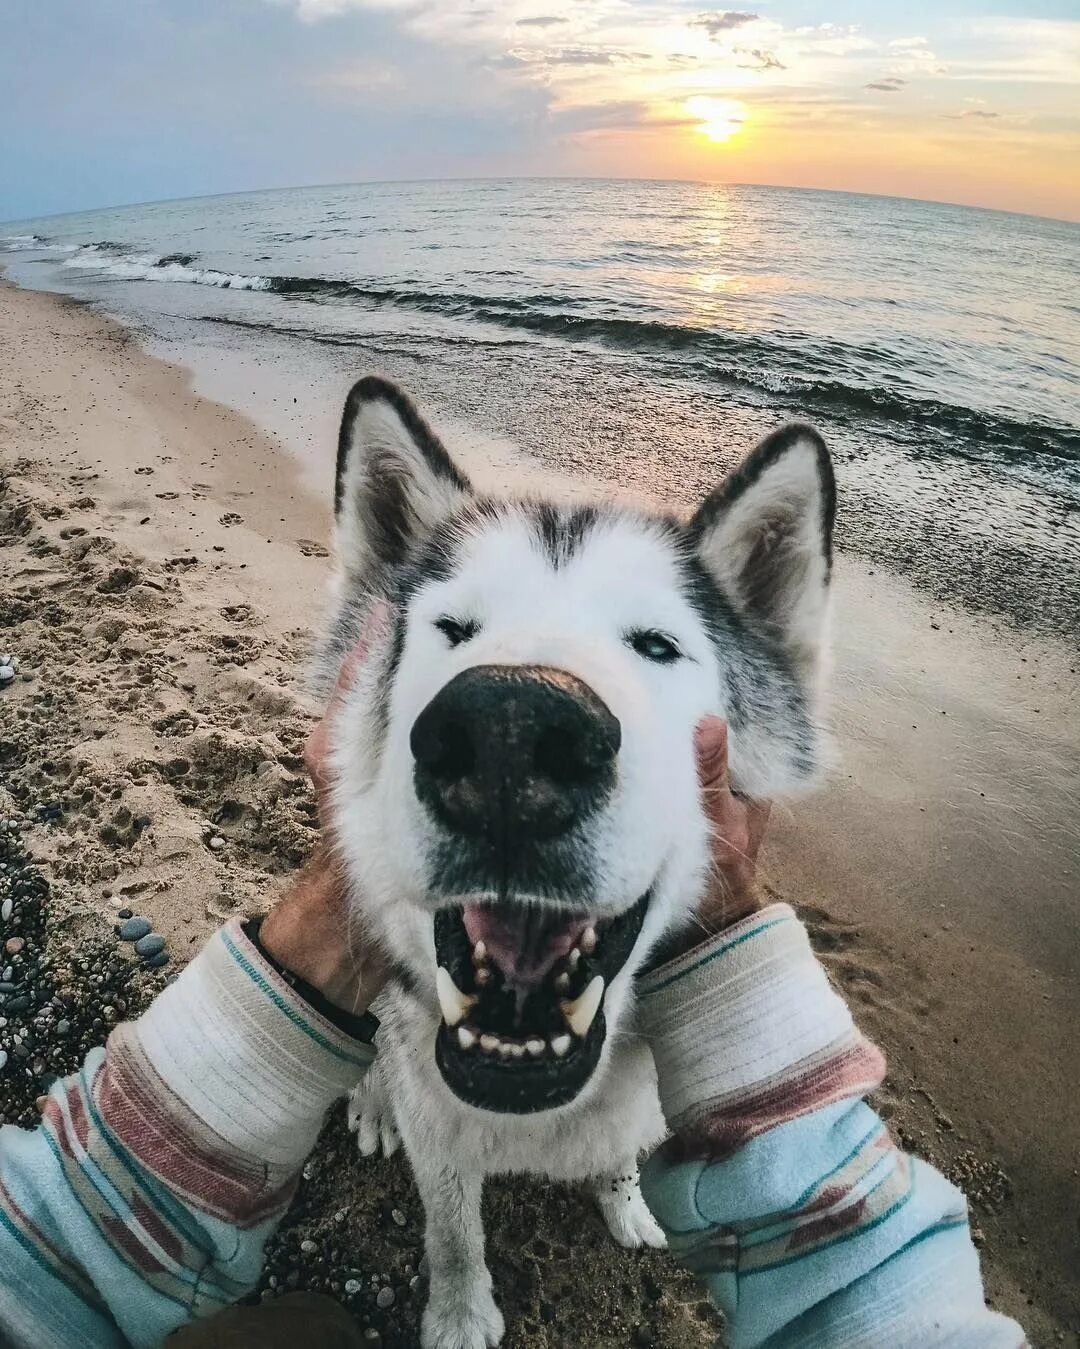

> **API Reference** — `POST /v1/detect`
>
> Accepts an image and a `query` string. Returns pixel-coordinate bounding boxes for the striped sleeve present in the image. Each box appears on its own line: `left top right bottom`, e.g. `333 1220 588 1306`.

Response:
0 918 374 1349
637 904 1026 1348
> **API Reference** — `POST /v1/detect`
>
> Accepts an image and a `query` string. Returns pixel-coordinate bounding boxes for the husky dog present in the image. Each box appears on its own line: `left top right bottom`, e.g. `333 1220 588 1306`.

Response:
315 377 835 1349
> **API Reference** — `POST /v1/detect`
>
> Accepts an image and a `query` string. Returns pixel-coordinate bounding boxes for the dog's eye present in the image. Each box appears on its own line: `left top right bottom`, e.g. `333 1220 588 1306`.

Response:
435 616 479 647
627 629 682 664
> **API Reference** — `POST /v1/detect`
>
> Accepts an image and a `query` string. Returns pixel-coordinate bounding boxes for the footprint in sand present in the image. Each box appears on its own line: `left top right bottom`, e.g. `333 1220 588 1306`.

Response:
296 539 329 558
219 512 243 527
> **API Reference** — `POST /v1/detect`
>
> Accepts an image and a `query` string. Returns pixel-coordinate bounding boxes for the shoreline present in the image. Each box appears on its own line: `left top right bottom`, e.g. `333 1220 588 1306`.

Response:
1 279 1077 1341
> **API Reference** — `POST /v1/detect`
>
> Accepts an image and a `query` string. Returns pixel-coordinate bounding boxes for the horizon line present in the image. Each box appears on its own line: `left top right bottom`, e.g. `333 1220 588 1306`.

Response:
4 173 1079 231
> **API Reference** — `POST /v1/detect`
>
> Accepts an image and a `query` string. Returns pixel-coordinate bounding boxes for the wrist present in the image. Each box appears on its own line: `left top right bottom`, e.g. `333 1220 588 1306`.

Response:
646 885 763 972
258 853 384 1018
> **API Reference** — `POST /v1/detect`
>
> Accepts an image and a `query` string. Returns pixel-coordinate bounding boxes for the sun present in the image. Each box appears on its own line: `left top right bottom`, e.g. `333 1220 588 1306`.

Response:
686 96 746 144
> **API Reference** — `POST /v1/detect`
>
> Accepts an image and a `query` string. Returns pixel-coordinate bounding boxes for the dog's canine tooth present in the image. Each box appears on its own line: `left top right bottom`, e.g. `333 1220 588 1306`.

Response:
457 1025 477 1050
473 940 487 963
525 1038 546 1057
550 1034 572 1058
560 975 605 1038
580 926 598 955
480 1033 500 1054
554 971 571 993
436 966 477 1027
568 948 581 969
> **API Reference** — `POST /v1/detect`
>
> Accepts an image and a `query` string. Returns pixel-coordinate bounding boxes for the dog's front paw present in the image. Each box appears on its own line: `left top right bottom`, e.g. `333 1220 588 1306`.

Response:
421 1282 505 1349
347 1080 401 1159
595 1173 668 1250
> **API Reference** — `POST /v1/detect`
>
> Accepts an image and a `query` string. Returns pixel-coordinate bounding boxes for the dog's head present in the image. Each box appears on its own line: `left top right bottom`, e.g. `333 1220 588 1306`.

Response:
319 376 835 1115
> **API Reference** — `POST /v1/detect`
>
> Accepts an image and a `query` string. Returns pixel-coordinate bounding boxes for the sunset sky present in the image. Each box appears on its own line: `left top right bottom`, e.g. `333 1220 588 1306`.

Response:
2 0 1078 222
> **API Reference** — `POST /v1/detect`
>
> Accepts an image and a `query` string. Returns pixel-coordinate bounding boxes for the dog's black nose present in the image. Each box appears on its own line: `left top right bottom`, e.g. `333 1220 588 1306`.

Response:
411 664 620 841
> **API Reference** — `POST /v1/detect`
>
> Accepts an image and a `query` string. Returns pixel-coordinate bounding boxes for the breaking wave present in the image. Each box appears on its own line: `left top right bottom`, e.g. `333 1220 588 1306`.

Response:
52 245 1080 471
61 243 272 290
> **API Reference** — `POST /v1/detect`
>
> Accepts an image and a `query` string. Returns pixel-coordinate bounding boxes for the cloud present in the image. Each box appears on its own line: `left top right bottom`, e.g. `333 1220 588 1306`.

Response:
944 108 1001 120
516 15 564 27
500 46 646 68
551 99 697 134
864 77 905 92
735 47 785 71
691 11 760 38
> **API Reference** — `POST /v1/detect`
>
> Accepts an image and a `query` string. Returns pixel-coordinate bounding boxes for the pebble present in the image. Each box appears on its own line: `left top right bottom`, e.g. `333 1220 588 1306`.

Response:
344 1279 362 1296
1 897 11 922
0 666 14 687
141 950 170 969
5 938 25 956
300 1239 317 1255
208 835 226 851
134 934 166 958
118 917 152 942
117 908 133 920
0 1050 7 1071
375 1286 394 1309
391 1207 407 1227
56 1019 71 1037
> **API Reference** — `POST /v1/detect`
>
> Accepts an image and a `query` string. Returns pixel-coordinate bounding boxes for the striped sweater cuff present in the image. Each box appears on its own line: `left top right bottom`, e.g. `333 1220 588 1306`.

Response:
638 904 885 1157
127 918 375 1169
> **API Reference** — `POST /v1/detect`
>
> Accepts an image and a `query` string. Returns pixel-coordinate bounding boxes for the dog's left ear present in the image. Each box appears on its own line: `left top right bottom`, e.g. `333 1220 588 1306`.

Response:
689 424 835 679
334 375 472 584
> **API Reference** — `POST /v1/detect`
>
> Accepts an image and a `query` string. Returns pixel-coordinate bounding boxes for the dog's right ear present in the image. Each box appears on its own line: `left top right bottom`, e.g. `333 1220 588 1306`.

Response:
334 376 472 581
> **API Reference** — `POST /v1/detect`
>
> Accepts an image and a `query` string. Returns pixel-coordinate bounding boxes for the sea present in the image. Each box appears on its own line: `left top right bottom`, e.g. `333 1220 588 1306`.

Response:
3 179 1078 633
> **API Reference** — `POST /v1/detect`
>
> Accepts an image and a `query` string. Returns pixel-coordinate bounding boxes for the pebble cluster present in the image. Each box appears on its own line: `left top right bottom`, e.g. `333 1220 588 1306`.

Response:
115 912 170 969
0 816 162 1128
253 1112 427 1347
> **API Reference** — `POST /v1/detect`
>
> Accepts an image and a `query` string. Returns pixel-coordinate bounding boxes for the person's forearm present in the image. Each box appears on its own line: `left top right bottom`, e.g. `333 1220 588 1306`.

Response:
638 905 1026 1348
0 918 374 1349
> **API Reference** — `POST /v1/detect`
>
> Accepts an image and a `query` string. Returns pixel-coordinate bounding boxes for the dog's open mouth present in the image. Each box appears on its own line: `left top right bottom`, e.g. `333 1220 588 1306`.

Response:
432 891 650 1113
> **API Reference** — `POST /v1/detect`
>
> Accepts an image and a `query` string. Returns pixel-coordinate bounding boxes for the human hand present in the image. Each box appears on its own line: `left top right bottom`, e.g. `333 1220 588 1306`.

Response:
258 606 390 1015
651 717 772 967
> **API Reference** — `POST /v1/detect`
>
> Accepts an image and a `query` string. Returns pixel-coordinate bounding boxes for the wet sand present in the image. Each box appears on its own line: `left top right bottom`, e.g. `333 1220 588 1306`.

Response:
1 279 1077 1344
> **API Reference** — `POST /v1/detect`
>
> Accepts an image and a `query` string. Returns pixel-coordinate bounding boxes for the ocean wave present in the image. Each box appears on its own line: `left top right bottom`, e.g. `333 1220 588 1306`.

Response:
48 247 1080 467
62 244 271 290
0 234 71 252
266 278 1080 465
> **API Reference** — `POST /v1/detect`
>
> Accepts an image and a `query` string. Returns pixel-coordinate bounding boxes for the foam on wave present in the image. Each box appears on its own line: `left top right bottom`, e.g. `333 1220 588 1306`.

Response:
62 244 271 291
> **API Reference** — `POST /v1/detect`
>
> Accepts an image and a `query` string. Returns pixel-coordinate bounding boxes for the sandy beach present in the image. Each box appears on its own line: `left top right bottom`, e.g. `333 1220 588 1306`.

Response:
1 278 1076 1345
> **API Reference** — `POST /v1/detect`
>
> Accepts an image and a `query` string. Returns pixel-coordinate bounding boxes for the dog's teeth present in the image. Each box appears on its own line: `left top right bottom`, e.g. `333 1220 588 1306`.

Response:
497 1040 514 1058
554 972 570 992
560 975 605 1038
480 1033 500 1054
473 940 487 963
581 926 597 955
525 1038 545 1057
436 967 477 1027
457 1026 477 1050
475 966 492 986
509 1041 526 1058
568 948 581 969
551 1034 572 1058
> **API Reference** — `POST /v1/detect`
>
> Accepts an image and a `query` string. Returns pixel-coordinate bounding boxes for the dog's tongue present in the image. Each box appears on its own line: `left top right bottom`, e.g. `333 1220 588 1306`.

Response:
462 904 587 989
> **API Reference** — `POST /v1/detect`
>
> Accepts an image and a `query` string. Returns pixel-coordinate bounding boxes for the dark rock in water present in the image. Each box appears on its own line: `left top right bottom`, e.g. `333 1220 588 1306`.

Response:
118 917 152 942
134 934 166 958
156 253 196 268
141 950 170 969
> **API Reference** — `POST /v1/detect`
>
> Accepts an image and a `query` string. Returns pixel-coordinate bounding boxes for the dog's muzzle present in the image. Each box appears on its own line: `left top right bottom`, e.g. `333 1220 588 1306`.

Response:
410 665 647 1113
411 663 620 844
